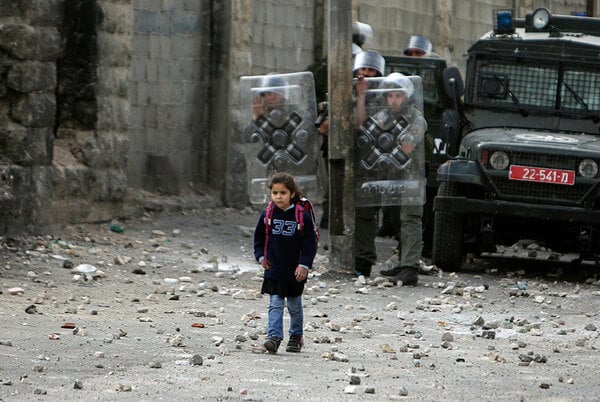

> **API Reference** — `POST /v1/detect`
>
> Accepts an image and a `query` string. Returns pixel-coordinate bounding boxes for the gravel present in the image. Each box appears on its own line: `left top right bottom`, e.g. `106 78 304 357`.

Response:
0 204 599 401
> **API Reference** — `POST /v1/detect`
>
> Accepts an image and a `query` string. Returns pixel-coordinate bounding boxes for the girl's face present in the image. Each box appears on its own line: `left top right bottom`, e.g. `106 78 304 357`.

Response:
270 183 295 210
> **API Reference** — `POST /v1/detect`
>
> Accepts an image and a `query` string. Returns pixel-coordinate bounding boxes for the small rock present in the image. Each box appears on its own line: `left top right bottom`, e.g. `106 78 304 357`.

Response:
8 287 25 296
190 354 203 366
149 361 162 368
25 305 39 314
115 383 132 392
73 379 83 389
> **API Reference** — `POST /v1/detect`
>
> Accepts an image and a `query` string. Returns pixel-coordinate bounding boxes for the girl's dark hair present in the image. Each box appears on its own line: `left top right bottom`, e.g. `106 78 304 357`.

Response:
268 172 302 203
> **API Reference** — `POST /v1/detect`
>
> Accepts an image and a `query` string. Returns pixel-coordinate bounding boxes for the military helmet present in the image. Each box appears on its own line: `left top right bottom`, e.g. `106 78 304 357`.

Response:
403 35 433 56
352 50 385 77
352 21 373 48
260 75 288 97
379 73 414 99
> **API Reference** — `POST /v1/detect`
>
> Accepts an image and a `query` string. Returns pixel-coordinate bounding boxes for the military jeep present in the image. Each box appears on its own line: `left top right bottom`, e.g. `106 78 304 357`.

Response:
433 9 600 270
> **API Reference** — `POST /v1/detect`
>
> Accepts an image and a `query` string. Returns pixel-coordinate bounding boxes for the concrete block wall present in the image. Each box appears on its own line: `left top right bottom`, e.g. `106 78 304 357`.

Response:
224 0 318 206
128 0 211 195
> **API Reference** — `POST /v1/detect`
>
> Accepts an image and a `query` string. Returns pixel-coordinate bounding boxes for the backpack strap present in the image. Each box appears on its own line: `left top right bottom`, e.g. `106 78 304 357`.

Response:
263 201 275 261
295 201 305 235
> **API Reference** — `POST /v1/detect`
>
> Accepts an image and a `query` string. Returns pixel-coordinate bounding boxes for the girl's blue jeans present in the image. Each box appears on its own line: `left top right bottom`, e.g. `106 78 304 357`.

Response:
267 294 303 340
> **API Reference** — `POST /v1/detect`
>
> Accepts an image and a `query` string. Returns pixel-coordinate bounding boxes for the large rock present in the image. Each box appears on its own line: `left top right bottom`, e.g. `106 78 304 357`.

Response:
10 92 56 128
0 121 53 165
7 61 56 92
0 24 62 61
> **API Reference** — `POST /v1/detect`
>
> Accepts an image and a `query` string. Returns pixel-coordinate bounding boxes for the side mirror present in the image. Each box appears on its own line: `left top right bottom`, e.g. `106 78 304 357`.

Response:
441 109 461 156
443 66 464 102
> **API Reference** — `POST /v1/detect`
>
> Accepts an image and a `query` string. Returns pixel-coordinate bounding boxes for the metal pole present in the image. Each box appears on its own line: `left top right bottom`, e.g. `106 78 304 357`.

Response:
327 0 354 273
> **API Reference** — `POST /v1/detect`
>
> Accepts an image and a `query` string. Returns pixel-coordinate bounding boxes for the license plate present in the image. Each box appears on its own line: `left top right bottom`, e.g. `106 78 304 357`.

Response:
508 165 575 185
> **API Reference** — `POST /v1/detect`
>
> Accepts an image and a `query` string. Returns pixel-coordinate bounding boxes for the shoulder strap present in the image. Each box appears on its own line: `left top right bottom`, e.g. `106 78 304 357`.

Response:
263 201 275 261
295 201 305 234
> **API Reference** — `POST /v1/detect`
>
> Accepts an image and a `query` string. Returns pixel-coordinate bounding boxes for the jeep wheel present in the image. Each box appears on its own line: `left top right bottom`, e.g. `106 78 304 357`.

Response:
432 182 464 271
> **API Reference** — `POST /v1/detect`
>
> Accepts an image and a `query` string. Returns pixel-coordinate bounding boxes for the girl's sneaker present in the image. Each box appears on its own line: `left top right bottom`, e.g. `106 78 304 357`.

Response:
263 337 281 354
286 335 303 353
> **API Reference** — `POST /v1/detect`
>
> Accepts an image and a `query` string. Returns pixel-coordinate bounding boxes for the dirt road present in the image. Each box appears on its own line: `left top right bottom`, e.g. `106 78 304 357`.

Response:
1 198 599 401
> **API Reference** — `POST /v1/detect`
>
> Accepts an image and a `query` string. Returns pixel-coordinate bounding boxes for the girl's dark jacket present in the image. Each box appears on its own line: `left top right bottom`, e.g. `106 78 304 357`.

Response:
253 204 318 284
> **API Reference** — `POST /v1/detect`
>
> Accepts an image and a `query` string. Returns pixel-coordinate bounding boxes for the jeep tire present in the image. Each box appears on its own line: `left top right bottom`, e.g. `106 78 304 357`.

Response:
432 181 464 271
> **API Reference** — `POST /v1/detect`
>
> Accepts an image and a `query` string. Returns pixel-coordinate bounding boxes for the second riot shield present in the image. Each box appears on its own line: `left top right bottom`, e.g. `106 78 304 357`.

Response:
240 72 320 204
354 74 426 206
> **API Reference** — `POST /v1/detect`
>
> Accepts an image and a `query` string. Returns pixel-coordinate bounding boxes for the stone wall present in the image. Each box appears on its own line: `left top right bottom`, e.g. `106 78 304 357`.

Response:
0 1 62 233
0 0 131 234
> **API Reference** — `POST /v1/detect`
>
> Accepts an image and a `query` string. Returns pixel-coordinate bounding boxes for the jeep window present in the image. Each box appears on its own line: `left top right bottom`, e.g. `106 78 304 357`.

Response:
561 68 600 112
469 56 600 115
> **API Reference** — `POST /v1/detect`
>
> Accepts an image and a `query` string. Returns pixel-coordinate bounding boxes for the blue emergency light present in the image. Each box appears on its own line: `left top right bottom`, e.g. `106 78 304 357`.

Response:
493 9 515 35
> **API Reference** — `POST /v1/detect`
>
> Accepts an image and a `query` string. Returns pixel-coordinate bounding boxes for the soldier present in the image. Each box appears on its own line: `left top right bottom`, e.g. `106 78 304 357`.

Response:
240 72 320 205
374 73 427 285
378 35 435 240
355 72 427 284
403 35 433 57
352 50 386 278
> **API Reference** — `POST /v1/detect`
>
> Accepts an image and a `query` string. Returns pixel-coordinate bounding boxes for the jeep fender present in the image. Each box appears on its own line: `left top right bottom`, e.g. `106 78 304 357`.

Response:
436 158 485 186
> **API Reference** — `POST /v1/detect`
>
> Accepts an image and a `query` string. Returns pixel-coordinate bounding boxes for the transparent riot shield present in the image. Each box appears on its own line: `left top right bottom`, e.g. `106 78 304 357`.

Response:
240 72 320 204
354 74 426 206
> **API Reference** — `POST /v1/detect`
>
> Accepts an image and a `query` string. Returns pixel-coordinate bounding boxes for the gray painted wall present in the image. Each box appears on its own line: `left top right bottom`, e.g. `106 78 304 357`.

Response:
128 0 211 195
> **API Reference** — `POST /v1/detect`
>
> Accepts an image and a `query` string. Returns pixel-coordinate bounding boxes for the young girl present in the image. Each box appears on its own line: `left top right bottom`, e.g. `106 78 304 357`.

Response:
253 172 318 353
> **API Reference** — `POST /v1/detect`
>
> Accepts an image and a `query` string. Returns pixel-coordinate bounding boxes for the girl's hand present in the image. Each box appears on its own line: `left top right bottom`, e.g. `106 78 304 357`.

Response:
294 266 308 282
261 258 271 270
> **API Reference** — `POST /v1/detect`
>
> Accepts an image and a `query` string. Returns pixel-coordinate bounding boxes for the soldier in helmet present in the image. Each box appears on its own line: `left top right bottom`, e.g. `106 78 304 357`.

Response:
403 35 433 57
252 75 289 122
374 73 427 285
352 50 386 278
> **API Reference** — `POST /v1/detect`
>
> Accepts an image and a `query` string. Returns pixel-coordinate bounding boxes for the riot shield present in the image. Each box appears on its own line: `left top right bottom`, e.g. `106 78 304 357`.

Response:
240 72 320 204
354 74 426 206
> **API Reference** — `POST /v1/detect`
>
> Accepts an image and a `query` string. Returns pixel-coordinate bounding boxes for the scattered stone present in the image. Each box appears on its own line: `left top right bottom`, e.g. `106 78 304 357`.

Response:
190 354 203 366
25 304 38 314
115 383 132 392
8 287 25 296
382 344 396 353
73 379 83 389
149 361 162 368
398 386 409 396
441 332 454 342
72 264 97 274
326 322 341 331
